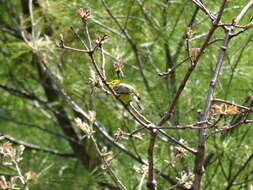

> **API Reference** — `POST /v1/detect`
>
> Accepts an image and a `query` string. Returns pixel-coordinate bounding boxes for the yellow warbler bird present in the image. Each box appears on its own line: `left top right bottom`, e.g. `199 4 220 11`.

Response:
109 80 141 108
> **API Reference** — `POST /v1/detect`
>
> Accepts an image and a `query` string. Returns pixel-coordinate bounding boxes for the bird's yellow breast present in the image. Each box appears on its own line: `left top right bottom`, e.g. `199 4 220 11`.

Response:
118 94 132 104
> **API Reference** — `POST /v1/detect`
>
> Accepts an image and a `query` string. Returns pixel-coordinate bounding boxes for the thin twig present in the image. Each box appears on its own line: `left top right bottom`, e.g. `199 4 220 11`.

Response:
157 129 197 155
156 121 211 130
1 134 74 157
207 38 224 46
100 47 106 79
166 182 184 190
135 0 160 30
233 0 253 25
225 36 252 98
224 152 253 190
0 116 78 143
13 160 29 190
0 25 22 39
57 42 90 53
206 120 253 139
70 26 88 49
0 84 46 104
172 6 199 63
90 135 127 190
232 177 253 186
190 0 216 22
84 23 92 50
91 18 126 39
158 56 191 77
29 0 36 49
212 98 252 111
138 171 147 190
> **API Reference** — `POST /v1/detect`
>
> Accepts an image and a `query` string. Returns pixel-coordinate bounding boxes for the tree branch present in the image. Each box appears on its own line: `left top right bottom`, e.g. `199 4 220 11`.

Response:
1 134 75 157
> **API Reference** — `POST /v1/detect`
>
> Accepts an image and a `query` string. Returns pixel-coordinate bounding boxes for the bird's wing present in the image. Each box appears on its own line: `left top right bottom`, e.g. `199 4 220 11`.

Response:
113 83 133 94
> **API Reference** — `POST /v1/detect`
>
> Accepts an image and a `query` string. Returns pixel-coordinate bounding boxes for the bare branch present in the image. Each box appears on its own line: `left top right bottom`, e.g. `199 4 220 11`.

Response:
225 153 253 190
158 129 197 155
0 116 79 144
193 0 229 189
91 18 126 39
156 121 211 130
70 26 88 49
29 0 35 45
147 132 157 190
212 98 252 111
138 171 147 190
158 56 191 77
57 39 90 53
0 24 22 39
90 135 127 190
13 160 29 190
1 134 75 157
233 0 253 25
190 0 216 22
206 120 253 139
0 83 46 103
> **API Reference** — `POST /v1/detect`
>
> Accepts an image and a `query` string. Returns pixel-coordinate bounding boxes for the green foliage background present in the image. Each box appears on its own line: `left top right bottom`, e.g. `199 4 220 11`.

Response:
0 0 252 189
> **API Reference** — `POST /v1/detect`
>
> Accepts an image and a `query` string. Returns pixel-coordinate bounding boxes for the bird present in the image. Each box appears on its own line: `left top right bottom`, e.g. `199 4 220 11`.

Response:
109 80 141 109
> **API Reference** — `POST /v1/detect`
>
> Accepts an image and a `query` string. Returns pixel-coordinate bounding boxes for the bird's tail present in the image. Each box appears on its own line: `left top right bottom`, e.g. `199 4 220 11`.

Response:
133 95 142 110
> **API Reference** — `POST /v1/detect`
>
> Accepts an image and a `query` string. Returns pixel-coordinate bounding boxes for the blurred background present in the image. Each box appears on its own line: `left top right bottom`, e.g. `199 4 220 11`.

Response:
0 0 252 189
